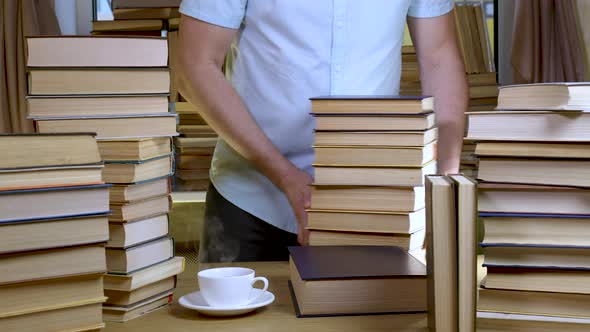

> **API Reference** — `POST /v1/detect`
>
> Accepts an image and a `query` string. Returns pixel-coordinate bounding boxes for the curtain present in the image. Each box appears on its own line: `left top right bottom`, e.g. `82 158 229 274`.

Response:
1 0 61 133
511 0 586 83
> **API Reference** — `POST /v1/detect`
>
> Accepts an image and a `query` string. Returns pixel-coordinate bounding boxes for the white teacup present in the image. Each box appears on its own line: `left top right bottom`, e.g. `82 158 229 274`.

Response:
197 267 269 308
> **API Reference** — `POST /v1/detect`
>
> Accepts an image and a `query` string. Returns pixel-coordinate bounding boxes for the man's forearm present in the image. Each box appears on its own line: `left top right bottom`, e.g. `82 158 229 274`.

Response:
420 47 468 174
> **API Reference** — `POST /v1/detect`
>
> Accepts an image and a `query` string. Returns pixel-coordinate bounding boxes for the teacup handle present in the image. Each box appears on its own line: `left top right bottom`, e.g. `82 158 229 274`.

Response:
248 276 269 303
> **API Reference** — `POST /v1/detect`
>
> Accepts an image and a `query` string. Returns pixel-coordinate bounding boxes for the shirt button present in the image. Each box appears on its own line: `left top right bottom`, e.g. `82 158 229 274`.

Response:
336 21 344 28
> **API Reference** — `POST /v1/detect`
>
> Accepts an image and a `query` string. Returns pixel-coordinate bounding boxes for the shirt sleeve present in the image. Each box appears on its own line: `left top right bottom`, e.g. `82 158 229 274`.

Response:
408 0 454 18
179 0 247 29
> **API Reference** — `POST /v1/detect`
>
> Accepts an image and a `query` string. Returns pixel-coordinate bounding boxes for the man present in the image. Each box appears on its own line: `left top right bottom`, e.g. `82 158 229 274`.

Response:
177 0 468 262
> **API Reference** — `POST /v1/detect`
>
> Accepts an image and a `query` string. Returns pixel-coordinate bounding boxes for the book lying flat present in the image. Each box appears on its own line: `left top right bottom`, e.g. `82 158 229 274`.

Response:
475 141 590 159
92 19 164 32
106 237 174 274
482 246 590 270
26 36 167 67
109 176 170 203
177 154 213 170
103 154 172 184
310 185 425 212
0 214 109 254
0 302 104 332
98 137 172 161
308 228 425 251
111 0 181 8
0 184 109 223
477 312 590 332
0 244 106 285
483 266 590 294
0 274 104 318
0 164 104 191
310 95 433 114
314 161 436 186
27 95 169 118
306 208 425 234
102 291 173 322
105 276 175 306
0 133 101 170
288 246 426 317
109 195 170 222
103 256 185 291
478 182 590 215
114 8 179 20
314 142 436 167
35 113 178 140
313 128 437 147
314 112 435 131
497 83 590 111
108 214 169 248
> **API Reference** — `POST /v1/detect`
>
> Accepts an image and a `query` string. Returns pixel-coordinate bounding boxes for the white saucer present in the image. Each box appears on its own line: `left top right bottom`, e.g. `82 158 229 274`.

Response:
178 289 275 317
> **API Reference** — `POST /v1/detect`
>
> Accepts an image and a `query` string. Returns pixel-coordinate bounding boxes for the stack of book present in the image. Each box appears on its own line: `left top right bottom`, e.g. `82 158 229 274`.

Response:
26 35 184 322
92 0 180 35
467 83 590 331
0 134 109 331
308 96 437 255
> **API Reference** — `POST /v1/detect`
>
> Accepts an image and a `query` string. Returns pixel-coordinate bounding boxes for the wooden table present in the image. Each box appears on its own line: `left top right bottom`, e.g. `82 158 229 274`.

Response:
104 261 427 332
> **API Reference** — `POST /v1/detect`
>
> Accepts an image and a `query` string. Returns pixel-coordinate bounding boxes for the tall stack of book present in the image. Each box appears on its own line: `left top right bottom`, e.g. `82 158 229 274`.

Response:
0 134 109 331
308 96 437 257
172 102 217 191
467 83 590 331
26 35 184 322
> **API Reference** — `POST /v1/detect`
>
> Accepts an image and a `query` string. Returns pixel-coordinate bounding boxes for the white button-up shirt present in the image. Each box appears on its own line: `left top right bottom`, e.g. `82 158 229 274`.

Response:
180 0 454 233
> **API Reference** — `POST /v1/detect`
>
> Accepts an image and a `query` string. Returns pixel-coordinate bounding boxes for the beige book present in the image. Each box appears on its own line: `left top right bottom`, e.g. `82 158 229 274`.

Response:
475 141 590 159
0 215 108 254
0 274 104 318
26 36 167 67
449 175 477 332
28 68 169 95
314 113 435 131
478 288 590 318
483 246 590 270
313 128 437 147
105 276 175 306
106 237 174 274
103 292 172 322
314 142 436 167
313 161 436 186
0 245 106 285
478 158 590 187
497 83 590 110
0 165 103 191
35 114 178 140
307 208 425 234
98 137 171 161
177 154 213 170
109 177 170 203
469 85 498 99
477 312 590 332
92 19 163 32
114 8 179 20
308 229 425 251
467 72 497 86
0 302 104 332
425 175 457 332
108 214 169 248
483 267 590 294
310 96 433 114
27 95 169 118
103 155 172 184
0 133 101 170
104 256 184 291
310 185 424 212
109 195 170 222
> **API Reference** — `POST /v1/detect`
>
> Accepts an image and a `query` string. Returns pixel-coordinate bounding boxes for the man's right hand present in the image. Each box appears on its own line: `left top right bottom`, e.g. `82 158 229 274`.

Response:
278 166 313 246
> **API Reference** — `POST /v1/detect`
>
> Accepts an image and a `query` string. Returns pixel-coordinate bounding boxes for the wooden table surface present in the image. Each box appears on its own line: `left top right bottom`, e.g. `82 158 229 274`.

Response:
104 260 427 332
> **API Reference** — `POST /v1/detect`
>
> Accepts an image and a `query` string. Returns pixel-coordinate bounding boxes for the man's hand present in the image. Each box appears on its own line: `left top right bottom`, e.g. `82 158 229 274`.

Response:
278 167 313 245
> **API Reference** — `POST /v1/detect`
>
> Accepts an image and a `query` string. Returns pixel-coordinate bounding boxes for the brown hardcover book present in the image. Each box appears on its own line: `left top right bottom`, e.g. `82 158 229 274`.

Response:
310 96 433 114
483 267 590 294
35 113 178 140
467 72 497 87
308 229 425 251
176 169 210 181
469 85 498 99
0 133 101 170
313 161 436 186
104 256 184 291
306 208 424 234
168 17 180 30
0 274 104 318
314 142 435 167
425 175 457 332
449 174 478 332
28 68 169 95
314 112 435 131
467 111 590 141
0 244 106 285
0 184 109 224
478 288 590 318
174 179 210 191
104 276 175 306
0 165 104 191
98 137 171 161
313 128 437 147
109 195 170 223
288 246 426 317
478 183 590 215
310 185 424 212
178 125 217 138
497 83 590 110
109 177 170 203
27 95 169 118
26 36 167 67
483 246 590 270
0 302 104 331
108 214 169 248
478 158 590 187
114 8 179 20
102 292 173 322
106 237 174 274
177 154 213 170
103 155 172 184
477 312 590 332
91 19 164 32
475 141 590 159
111 0 181 8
